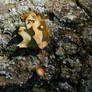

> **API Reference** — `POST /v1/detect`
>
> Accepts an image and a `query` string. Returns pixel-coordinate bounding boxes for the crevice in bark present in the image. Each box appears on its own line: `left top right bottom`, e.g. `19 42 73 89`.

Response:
76 0 92 18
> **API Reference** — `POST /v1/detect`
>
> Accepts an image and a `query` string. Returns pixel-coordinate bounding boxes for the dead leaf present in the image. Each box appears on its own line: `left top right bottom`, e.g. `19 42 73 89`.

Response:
32 14 50 49
17 27 32 48
21 12 29 20
26 11 37 29
17 10 50 49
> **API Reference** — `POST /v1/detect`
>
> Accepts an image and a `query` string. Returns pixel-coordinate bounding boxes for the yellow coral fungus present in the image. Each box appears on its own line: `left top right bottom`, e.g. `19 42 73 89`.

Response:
17 10 50 49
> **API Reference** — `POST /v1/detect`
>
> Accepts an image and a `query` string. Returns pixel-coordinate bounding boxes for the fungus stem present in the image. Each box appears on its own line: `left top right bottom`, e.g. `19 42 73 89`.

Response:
41 49 45 65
